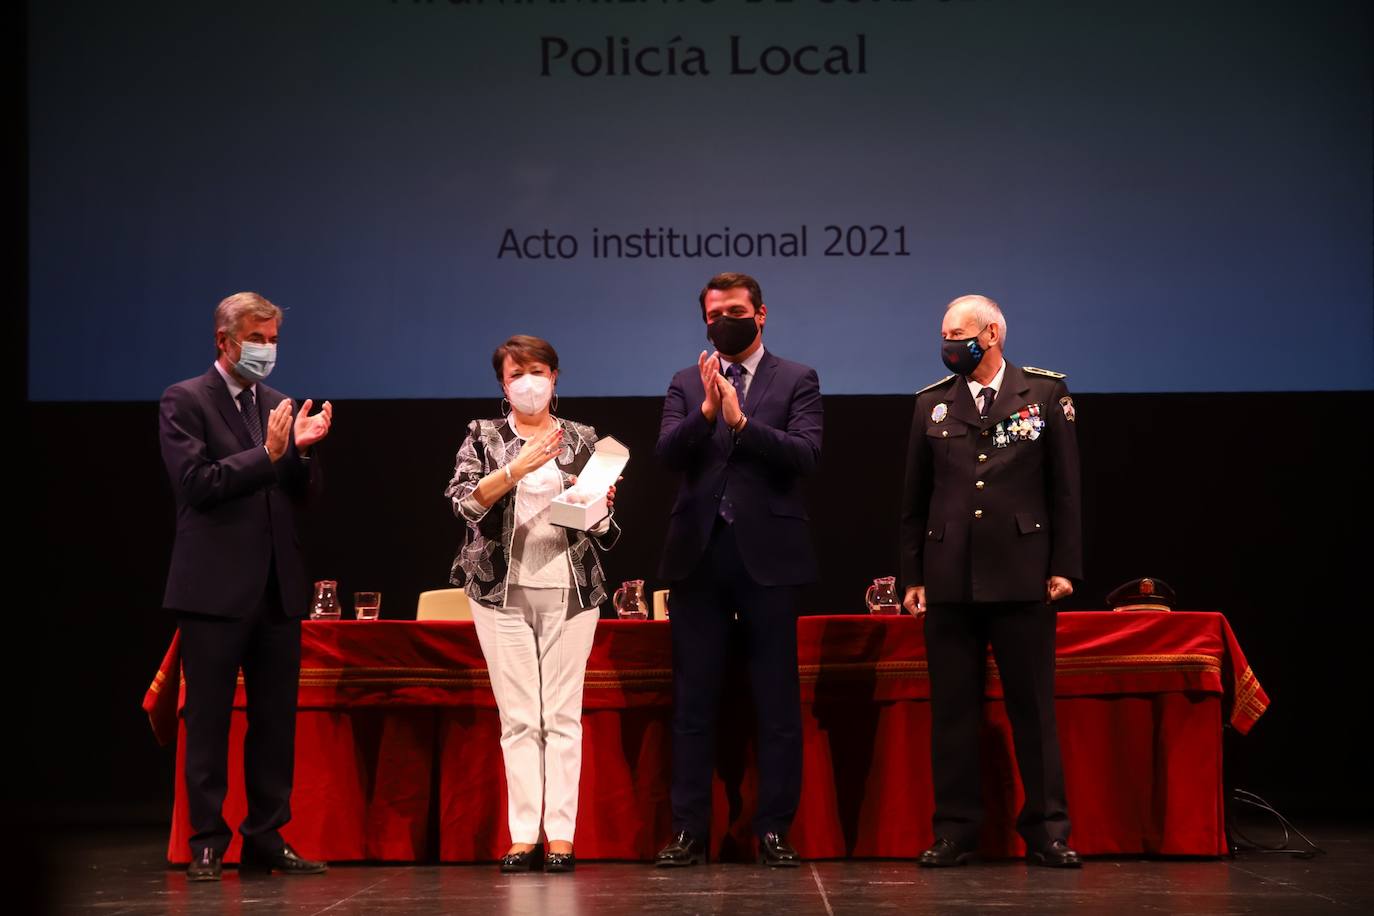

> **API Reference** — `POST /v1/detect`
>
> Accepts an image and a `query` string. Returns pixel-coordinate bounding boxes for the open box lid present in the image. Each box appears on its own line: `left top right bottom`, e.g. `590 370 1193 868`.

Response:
566 435 628 494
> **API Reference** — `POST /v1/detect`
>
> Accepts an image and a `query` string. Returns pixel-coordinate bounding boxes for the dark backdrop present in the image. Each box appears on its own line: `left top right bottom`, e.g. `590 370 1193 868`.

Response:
18 388 1373 829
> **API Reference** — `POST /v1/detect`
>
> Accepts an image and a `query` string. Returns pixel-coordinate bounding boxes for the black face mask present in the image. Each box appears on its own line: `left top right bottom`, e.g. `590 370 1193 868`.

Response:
941 326 988 376
707 315 759 356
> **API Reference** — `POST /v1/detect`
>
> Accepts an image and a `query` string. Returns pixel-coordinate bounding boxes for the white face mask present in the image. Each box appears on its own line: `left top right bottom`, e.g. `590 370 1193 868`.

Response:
506 374 553 415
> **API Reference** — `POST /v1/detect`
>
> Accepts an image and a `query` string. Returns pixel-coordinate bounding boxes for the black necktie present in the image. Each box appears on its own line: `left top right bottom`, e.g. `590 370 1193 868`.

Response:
978 386 996 420
238 388 263 446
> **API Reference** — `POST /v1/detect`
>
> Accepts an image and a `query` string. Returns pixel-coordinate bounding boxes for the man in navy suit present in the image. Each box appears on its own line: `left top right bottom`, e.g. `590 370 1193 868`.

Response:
159 292 333 880
653 273 823 868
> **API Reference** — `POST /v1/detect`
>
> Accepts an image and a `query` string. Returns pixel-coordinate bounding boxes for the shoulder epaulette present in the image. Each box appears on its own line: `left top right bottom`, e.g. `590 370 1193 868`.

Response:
916 374 957 395
1023 366 1066 379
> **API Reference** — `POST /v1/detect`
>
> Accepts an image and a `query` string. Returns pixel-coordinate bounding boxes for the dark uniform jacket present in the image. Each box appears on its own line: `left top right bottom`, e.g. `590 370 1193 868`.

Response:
900 361 1082 604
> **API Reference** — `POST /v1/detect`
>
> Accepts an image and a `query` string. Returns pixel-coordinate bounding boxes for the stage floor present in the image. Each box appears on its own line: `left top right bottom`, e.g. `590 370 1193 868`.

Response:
37 825 1374 915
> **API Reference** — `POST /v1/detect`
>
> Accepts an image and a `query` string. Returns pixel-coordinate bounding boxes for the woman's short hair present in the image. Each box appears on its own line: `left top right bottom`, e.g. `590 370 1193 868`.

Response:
492 334 560 382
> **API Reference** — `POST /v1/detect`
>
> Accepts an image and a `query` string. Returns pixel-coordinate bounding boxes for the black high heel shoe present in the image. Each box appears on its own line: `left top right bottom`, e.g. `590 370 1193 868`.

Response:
500 848 538 873
544 849 576 873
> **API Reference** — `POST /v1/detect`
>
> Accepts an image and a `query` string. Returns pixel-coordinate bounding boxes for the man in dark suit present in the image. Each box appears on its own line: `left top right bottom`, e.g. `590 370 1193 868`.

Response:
900 294 1083 869
159 292 333 880
654 272 823 869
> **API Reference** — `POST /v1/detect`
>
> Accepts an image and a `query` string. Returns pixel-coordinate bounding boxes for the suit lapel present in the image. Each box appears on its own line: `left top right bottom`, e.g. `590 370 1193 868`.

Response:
986 362 1030 427
742 351 777 415
204 366 256 451
948 381 983 429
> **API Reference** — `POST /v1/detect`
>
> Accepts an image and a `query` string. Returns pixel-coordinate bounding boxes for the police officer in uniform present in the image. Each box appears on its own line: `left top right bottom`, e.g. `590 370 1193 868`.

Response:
900 294 1083 868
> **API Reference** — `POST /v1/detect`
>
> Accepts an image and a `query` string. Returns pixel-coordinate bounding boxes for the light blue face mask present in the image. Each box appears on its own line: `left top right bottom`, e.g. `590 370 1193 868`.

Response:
232 339 277 382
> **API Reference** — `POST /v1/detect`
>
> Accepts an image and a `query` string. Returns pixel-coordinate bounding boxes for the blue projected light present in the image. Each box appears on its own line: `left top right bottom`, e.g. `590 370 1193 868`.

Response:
27 1 1372 400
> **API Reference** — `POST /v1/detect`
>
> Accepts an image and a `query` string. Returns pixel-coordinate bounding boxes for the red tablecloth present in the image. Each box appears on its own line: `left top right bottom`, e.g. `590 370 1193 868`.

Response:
145 611 1267 862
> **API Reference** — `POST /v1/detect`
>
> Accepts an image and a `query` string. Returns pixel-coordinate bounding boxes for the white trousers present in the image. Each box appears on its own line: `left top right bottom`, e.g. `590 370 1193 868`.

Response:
471 585 599 844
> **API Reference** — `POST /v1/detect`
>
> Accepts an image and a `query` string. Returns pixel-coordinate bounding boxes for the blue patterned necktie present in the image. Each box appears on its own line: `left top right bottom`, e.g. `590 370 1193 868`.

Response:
238 388 264 446
725 361 747 403
718 363 748 525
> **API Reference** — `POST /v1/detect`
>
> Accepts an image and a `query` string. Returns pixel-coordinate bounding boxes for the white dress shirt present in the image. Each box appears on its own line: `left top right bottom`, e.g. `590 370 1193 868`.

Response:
965 357 1006 416
213 360 256 408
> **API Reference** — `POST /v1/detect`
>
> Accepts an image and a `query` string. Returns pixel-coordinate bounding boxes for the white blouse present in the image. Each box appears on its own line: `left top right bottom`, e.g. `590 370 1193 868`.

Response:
506 419 572 589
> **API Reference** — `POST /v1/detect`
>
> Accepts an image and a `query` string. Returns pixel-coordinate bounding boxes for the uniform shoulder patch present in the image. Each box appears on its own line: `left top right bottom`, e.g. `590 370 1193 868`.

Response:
1023 366 1067 379
916 374 957 395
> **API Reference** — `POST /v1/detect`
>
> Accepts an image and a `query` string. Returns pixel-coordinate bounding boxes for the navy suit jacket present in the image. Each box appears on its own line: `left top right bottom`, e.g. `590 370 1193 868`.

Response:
159 367 322 618
656 350 822 586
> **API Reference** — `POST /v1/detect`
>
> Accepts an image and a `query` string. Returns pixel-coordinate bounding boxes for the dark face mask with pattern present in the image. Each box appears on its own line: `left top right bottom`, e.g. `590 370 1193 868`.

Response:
941 325 989 376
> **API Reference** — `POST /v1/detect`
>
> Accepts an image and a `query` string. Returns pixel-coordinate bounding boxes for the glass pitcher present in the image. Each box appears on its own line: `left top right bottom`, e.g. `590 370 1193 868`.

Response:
613 579 648 620
310 580 341 620
865 576 900 615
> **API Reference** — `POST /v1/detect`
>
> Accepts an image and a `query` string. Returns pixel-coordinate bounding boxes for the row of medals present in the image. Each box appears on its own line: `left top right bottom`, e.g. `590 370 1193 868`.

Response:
994 404 1044 448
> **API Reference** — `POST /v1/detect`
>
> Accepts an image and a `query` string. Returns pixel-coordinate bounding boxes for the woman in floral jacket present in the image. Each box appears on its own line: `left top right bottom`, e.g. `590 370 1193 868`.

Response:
445 335 620 874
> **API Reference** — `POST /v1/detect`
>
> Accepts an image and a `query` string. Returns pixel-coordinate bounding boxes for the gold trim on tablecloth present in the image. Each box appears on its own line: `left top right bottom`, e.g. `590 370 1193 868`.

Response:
259 652 1224 691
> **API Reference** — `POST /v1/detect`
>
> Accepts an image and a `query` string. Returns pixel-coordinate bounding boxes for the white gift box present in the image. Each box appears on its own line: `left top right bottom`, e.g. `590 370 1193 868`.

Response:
549 435 629 531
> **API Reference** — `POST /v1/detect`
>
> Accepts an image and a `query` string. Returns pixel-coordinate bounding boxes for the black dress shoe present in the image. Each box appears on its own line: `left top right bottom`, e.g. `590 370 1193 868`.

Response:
545 849 576 873
758 832 801 868
1027 839 1082 868
500 848 538 873
239 842 328 875
186 848 222 881
655 830 704 867
918 837 978 868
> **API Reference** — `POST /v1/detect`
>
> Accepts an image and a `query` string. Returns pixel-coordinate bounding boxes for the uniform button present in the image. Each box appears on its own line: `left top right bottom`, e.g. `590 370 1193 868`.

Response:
942 430 948 438
974 509 984 519
975 480 985 489
981 429 990 437
977 454 988 463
